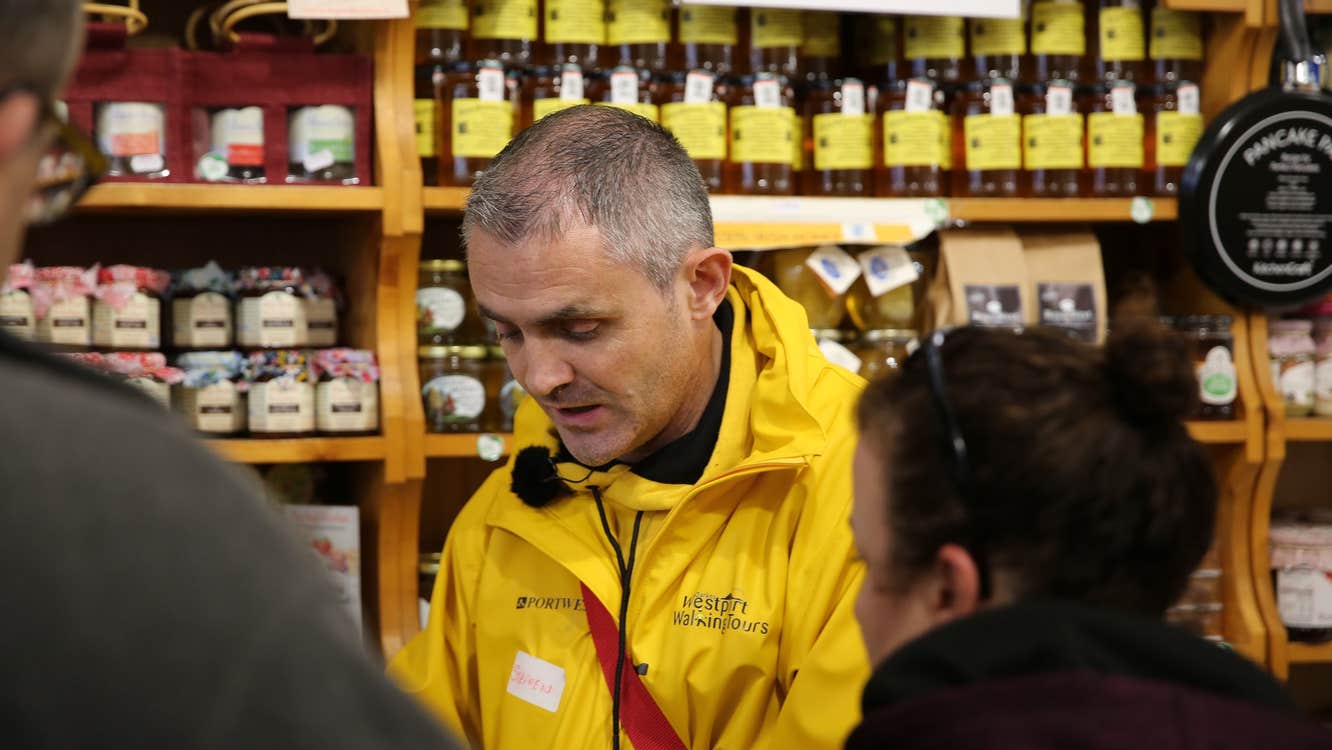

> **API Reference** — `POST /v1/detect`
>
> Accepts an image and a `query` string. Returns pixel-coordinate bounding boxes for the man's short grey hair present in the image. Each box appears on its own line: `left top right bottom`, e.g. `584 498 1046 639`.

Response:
463 105 715 291
0 0 82 99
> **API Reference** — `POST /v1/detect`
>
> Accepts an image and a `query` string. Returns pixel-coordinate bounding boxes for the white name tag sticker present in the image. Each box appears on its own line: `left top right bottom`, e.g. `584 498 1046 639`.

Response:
287 0 407 18
507 651 566 713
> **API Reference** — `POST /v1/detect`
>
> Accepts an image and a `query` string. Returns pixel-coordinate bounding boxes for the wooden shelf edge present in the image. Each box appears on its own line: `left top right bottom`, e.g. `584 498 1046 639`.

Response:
206 436 388 464
422 186 471 213
1187 421 1251 444
1287 642 1332 664
424 432 513 459
1281 419 1332 442
79 183 385 213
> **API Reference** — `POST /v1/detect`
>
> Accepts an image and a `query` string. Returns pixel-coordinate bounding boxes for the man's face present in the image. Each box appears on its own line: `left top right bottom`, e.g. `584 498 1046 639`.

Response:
469 222 699 467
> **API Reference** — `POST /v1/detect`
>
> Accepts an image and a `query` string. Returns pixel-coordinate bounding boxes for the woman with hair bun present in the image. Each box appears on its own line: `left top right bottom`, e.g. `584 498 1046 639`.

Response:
848 322 1331 749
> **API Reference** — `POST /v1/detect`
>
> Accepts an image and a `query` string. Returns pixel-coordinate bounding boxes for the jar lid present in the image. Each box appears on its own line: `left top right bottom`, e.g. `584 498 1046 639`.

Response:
1270 521 1332 569
420 259 466 272
236 266 304 291
313 348 380 383
172 261 234 296
419 345 489 360
1271 318 1314 334
862 328 918 343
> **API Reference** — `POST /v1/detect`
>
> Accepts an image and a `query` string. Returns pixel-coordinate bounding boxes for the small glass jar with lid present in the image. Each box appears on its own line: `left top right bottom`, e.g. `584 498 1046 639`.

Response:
287 105 358 185
1 261 36 341
174 350 247 436
492 345 529 432
522 64 589 129
658 69 729 194
1314 317 1332 417
805 78 872 197
302 270 341 348
171 262 234 350
419 259 487 347
1146 81 1203 196
727 73 797 196
876 78 950 197
69 351 183 410
421 345 493 432
467 0 538 66
676 3 738 76
34 265 96 351
845 251 922 332
235 267 309 349
92 264 169 351
441 60 518 187
95 102 169 178
953 79 1023 197
478 346 511 433
1022 80 1085 198
246 349 316 438
1270 319 1317 417
1084 81 1144 197
1175 314 1237 421
852 329 917 381
312 348 380 436
1270 517 1332 644
771 247 847 329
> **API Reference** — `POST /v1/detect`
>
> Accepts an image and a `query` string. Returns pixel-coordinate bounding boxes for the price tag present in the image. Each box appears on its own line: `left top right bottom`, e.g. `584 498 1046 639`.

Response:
1112 83 1138 116
754 76 781 109
685 71 715 105
287 0 407 18
477 433 505 462
818 338 863 375
560 66 585 101
905 79 934 113
857 246 920 298
991 82 1014 117
804 245 862 296
841 80 865 117
1046 82 1073 116
841 222 877 243
478 63 506 103
611 69 639 106
1178 83 1200 116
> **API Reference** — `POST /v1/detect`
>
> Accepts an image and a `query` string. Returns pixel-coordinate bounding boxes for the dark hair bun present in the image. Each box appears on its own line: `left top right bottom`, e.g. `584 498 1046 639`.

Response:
1104 319 1199 426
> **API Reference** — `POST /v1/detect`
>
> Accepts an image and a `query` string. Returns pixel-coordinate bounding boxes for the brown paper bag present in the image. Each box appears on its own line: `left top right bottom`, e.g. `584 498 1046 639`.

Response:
927 228 1030 332
1019 228 1107 344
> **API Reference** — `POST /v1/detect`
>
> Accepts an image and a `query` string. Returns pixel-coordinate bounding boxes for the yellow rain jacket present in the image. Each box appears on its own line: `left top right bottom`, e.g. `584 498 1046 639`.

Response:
391 266 870 749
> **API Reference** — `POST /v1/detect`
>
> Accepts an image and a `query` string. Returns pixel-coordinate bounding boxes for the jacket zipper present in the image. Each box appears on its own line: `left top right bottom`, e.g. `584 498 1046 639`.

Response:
591 486 644 750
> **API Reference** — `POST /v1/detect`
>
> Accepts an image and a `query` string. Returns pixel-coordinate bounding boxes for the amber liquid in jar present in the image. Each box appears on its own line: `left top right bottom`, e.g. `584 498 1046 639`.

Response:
415 63 445 187
876 79 949 197
1023 80 1084 197
801 11 841 84
467 0 538 65
675 4 738 76
1091 0 1146 84
727 73 796 195
953 79 1023 197
607 0 671 71
658 70 730 193
520 64 589 130
747 6 802 77
1030 0 1087 83
1146 81 1202 196
540 0 604 68
856 15 902 87
1148 4 1204 84
440 60 517 187
1085 81 1144 197
904 15 965 84
969 15 1027 82
805 78 872 197
415 0 468 65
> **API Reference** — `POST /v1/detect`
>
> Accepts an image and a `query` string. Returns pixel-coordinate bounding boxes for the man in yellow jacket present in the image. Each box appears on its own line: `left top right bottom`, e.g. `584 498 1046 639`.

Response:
391 105 868 749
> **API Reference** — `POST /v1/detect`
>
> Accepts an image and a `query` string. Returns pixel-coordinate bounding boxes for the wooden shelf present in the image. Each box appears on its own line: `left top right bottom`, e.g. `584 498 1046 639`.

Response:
79 183 384 214
1162 0 1248 11
422 186 471 213
1285 419 1332 442
1187 420 1251 444
206 436 387 464
424 432 513 459
1288 642 1332 665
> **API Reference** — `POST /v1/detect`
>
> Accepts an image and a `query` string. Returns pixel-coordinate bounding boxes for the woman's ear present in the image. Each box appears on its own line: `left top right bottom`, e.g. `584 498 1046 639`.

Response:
925 543 984 627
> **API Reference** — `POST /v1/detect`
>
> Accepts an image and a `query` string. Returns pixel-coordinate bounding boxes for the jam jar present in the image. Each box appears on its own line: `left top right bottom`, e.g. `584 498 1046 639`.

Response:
845 246 924 332
418 259 487 346
1270 319 1316 418
771 247 848 329
441 60 518 186
95 102 168 178
657 69 729 193
953 78 1023 197
34 265 96 351
492 345 529 432
728 73 797 196
174 350 247 436
1022 80 1085 198
676 3 738 76
303 270 341 348
1270 517 1332 644
236 267 309 349
246 349 316 438
312 348 380 435
0 261 36 341
522 64 589 129
1147 81 1202 196
541 0 604 68
171 262 234 350
1085 81 1145 197
1176 315 1237 421
480 345 511 433
421 345 493 433
852 329 917 381
92 264 169 351
805 78 872 197
68 351 184 410
876 78 950 197
202 106 265 183
288 105 358 185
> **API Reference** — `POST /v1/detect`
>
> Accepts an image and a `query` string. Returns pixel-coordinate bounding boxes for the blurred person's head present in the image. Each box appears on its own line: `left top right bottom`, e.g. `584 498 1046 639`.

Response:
0 0 83 265
464 105 731 467
852 323 1217 666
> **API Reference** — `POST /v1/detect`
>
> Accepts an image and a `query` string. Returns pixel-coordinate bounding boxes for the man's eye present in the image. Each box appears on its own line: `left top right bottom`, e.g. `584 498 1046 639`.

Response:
563 321 599 341
495 325 522 342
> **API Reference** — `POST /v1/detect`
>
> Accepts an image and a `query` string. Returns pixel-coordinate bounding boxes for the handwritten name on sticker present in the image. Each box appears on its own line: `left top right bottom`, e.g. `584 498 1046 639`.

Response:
507 650 566 713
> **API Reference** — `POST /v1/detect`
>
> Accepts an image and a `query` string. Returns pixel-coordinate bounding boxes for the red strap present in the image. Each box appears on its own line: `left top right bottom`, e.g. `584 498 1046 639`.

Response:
581 582 688 750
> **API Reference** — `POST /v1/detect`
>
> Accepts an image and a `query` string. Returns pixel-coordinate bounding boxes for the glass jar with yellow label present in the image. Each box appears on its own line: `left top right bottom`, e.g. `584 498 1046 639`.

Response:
467 0 538 66
1085 81 1144 196
415 63 446 186
771 247 846 329
607 0 672 71
1022 80 1085 197
676 3 738 76
1148 4 1203 84
856 15 901 87
416 0 468 65
521 63 589 129
1146 81 1203 196
748 6 802 78
904 15 965 84
876 78 950 197
421 345 493 432
801 11 841 84
953 79 1023 197
441 60 517 187
658 69 730 193
1091 0 1146 84
1031 0 1088 83
590 66 660 123
969 15 1026 81
852 329 916 381
805 78 871 197
541 0 605 68
727 73 796 196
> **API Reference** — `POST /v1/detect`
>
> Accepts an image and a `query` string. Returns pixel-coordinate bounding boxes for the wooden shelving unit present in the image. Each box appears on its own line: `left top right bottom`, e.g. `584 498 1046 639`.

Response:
79 183 385 213
1280 419 1332 442
424 433 514 459
206 437 388 464
1187 420 1254 444
1288 643 1332 665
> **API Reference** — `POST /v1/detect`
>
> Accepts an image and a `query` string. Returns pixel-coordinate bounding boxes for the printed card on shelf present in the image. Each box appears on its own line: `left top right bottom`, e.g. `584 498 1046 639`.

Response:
858 246 920 298
283 504 363 636
805 245 863 296
287 0 407 18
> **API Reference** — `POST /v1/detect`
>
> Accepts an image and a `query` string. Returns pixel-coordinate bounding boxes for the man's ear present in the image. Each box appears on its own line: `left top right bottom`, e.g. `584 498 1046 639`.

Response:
683 247 732 321
922 543 984 627
0 92 41 163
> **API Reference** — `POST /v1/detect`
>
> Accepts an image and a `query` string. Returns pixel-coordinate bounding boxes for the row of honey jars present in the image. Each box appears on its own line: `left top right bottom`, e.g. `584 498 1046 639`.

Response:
416 2 1204 86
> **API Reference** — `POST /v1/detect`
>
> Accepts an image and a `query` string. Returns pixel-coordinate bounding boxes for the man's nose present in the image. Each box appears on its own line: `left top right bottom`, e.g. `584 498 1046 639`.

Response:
516 341 575 399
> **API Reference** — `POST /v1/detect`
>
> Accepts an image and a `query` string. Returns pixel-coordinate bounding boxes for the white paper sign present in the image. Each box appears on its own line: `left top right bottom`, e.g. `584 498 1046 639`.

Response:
686 71 716 105
478 64 506 103
611 70 640 106
841 80 865 117
858 246 920 298
1046 83 1073 116
754 76 782 109
287 0 408 19
805 245 862 296
1112 84 1137 116
818 338 863 375
561 68 585 101
508 651 566 712
991 82 1014 117
1178 83 1200 116
905 79 934 113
